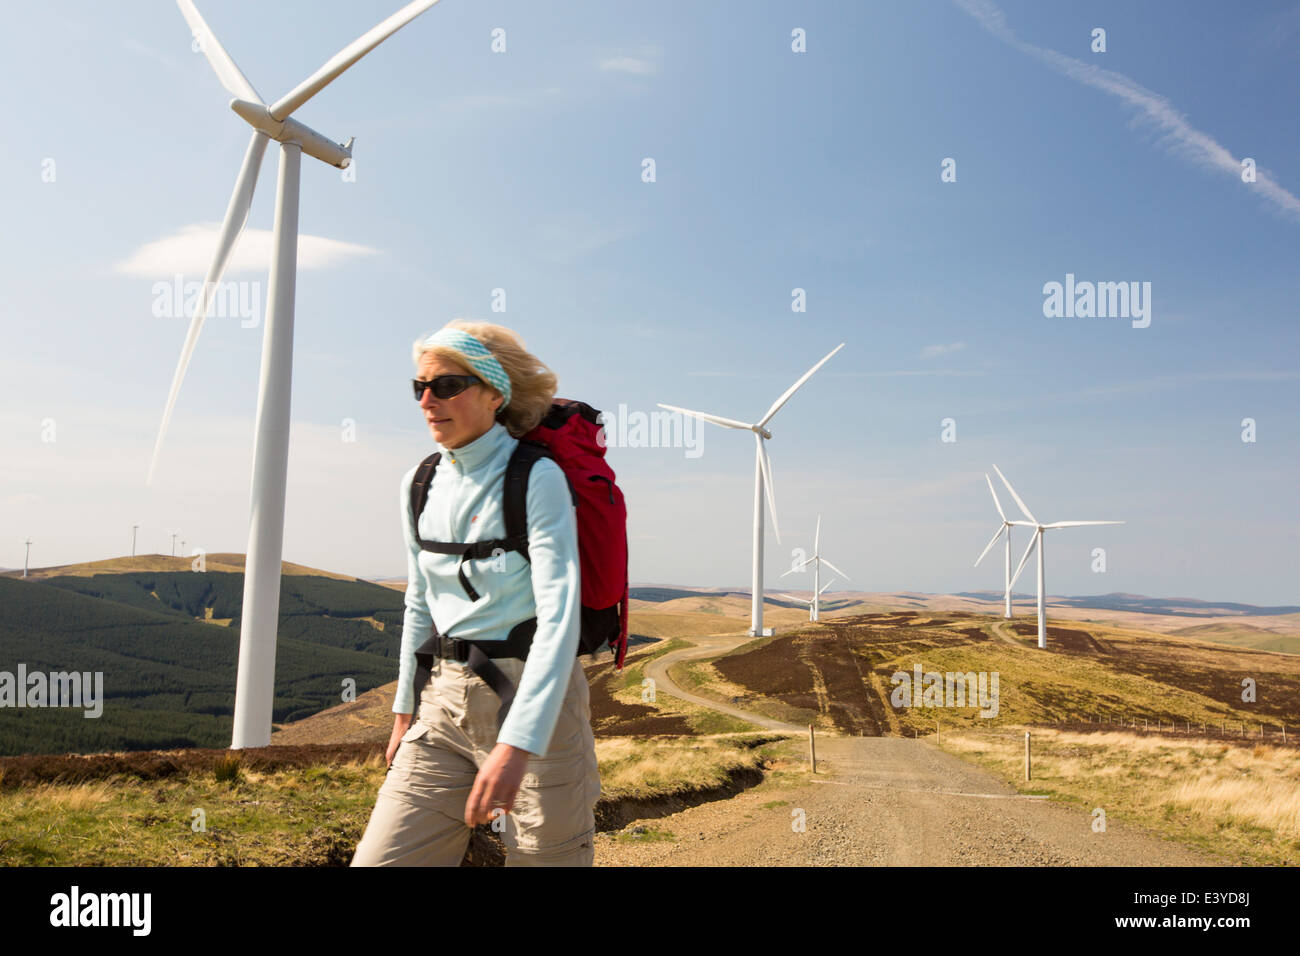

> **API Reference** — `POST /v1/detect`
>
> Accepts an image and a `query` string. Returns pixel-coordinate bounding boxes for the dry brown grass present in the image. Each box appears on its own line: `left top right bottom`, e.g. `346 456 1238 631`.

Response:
21 781 116 811
594 736 768 801
939 726 1300 864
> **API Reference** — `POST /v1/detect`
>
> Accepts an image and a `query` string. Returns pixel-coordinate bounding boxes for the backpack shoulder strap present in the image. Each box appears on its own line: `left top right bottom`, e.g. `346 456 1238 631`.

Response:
502 441 548 563
408 452 441 547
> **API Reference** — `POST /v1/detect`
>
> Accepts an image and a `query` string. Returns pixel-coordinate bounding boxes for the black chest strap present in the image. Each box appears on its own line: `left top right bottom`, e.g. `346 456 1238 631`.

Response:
407 441 570 601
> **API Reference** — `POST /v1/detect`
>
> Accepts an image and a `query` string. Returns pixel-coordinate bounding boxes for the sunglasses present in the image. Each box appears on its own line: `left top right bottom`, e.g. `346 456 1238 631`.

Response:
412 374 483 401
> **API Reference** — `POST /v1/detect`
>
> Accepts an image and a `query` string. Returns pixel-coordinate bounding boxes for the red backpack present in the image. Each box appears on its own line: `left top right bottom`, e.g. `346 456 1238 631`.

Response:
408 399 630 670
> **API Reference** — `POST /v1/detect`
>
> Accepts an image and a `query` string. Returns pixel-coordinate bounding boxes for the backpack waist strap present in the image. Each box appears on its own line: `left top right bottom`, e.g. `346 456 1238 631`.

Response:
412 618 538 730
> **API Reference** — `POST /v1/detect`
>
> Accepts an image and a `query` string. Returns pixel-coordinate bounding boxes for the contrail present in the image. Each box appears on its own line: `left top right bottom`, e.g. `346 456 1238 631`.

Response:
954 0 1300 222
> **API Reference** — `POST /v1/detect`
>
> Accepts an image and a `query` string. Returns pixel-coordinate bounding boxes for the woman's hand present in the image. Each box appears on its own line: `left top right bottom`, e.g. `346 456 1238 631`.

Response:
386 712 413 768
465 742 532 826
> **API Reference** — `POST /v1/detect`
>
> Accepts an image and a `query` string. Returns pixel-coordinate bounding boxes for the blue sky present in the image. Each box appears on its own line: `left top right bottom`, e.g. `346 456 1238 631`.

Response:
2 0 1297 604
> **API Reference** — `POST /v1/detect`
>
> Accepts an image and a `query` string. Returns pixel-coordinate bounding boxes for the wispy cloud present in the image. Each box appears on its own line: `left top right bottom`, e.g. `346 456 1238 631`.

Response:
435 88 561 113
1070 369 1300 399
1259 3 1300 51
534 213 638 264
600 48 661 76
686 367 985 379
921 342 966 359
122 36 183 72
953 0 1300 221
838 369 985 378
114 224 380 277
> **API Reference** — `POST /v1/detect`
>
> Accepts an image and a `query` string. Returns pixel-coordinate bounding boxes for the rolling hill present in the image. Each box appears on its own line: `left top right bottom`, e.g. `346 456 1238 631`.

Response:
0 567 406 756
5 554 1294 756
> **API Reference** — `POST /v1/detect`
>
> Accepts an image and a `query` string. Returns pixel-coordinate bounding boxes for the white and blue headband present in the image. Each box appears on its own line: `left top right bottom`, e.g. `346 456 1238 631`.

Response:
422 327 512 407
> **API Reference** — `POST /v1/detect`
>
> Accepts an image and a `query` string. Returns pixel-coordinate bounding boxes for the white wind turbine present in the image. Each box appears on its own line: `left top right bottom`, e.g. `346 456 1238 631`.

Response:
147 0 445 749
658 343 845 637
995 465 1124 649
774 578 838 623
780 513 849 622
973 471 1017 619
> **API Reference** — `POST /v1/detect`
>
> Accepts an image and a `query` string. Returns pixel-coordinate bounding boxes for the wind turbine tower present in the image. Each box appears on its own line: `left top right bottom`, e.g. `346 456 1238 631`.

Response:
996 466 1124 649
146 0 445 748
658 343 844 637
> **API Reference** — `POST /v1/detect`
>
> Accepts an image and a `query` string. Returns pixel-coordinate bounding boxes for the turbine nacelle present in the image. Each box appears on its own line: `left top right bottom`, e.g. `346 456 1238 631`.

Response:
229 99 353 169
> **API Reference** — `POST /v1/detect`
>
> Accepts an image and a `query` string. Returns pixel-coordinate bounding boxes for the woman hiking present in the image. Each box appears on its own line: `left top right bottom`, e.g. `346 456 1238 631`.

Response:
351 320 601 866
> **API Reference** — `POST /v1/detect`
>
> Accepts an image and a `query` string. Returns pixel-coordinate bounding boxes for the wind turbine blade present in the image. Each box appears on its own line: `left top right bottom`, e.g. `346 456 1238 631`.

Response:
780 558 813 578
974 524 1004 567
1009 530 1040 589
985 474 1007 522
1044 520 1125 528
177 0 263 103
757 342 845 428
819 557 850 580
992 464 1037 525
814 513 821 555
773 593 810 605
757 435 780 544
147 131 269 485
656 403 752 431
818 578 837 595
269 0 444 120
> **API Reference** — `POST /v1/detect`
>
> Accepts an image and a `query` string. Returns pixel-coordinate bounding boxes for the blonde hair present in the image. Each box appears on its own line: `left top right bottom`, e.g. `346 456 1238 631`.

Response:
412 319 558 437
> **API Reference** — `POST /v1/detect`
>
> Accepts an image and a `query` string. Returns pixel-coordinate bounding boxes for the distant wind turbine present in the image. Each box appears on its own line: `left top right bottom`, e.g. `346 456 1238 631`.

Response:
780 513 849 622
658 343 845 637
23 538 32 579
147 0 444 749
974 471 1017 619
996 465 1124 649
775 577 839 622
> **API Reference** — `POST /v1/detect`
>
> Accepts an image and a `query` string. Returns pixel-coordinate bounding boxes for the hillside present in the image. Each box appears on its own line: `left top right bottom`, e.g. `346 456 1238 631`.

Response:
641 585 1300 653
6 557 1294 757
689 611 1300 736
1 553 358 582
0 570 406 756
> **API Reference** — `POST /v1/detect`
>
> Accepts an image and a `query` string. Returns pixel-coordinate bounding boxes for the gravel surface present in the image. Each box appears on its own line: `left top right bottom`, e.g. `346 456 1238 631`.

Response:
596 734 1216 866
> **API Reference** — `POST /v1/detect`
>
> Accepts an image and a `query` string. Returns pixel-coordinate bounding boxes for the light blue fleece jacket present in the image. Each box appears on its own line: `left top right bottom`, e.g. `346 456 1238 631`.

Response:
393 420 582 757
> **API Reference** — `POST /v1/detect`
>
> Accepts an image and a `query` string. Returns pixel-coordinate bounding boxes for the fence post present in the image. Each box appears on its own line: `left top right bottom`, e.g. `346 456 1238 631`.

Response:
1024 731 1031 782
808 723 817 774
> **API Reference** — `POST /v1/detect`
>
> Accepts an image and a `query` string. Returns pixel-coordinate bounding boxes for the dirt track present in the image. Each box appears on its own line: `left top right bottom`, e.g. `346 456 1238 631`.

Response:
642 630 807 733
601 625 1217 866
596 733 1215 866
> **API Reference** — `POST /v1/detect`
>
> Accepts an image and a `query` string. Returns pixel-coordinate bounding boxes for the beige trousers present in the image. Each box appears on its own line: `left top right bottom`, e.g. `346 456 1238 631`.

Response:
350 654 601 866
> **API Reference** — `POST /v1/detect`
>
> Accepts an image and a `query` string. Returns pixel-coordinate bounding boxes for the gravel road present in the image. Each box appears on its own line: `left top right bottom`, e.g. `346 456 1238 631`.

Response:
601 632 1215 866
